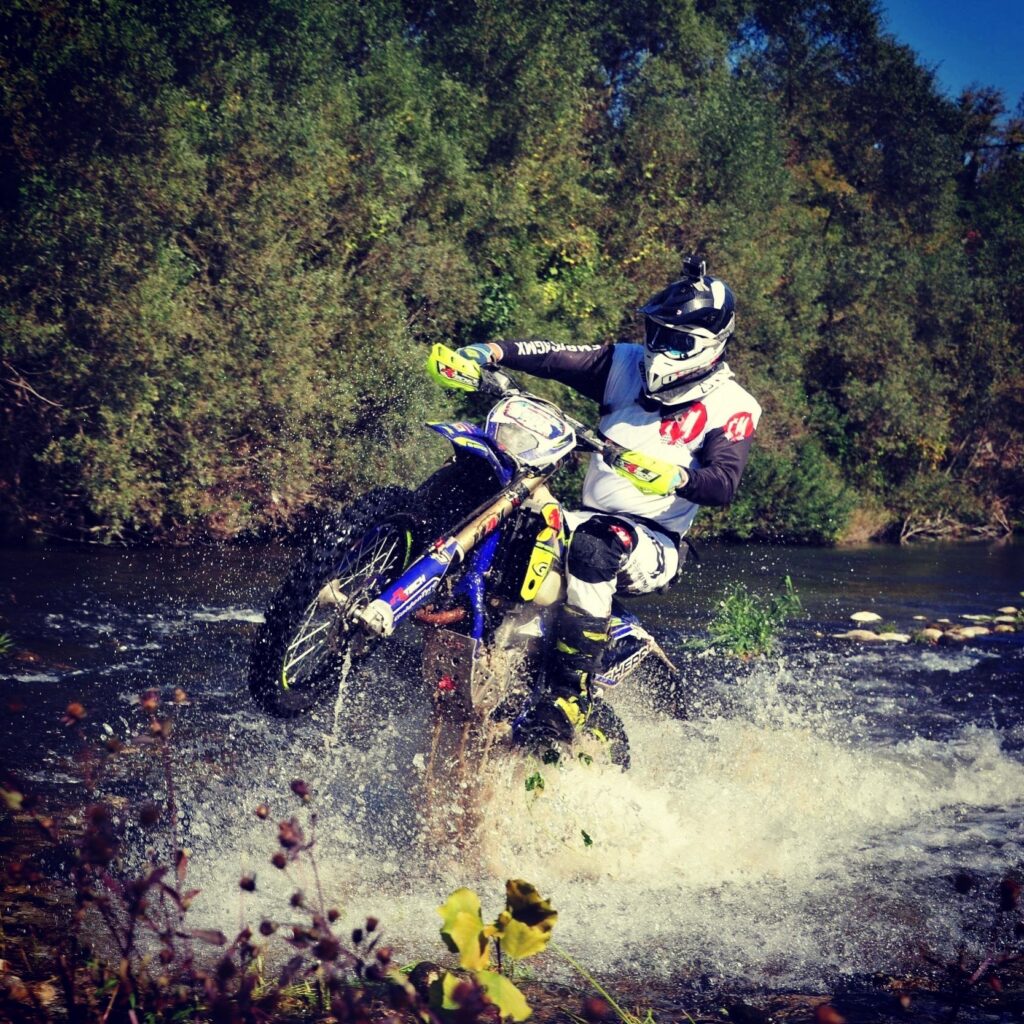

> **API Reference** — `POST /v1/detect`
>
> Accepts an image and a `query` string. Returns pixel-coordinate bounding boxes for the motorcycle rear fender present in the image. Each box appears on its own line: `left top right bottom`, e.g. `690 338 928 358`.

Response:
426 421 515 483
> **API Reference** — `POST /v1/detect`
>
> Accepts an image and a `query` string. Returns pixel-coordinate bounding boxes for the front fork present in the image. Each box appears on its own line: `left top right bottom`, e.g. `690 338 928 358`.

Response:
358 473 548 637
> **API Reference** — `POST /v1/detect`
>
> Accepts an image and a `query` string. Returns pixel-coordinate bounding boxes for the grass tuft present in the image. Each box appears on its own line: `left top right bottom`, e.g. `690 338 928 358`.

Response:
706 576 802 658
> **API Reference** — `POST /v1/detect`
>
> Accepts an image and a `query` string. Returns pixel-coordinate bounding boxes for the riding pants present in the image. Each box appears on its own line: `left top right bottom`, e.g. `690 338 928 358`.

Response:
562 511 680 619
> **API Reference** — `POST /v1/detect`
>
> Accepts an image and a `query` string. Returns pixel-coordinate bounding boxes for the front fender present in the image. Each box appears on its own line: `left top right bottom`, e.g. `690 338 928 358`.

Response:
426 421 514 482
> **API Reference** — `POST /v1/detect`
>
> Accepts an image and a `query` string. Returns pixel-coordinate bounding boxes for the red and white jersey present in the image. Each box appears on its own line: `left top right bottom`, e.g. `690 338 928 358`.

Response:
494 340 762 537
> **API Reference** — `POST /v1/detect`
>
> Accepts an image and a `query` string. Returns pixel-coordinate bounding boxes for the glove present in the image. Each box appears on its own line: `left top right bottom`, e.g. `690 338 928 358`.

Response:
456 343 498 366
606 448 689 496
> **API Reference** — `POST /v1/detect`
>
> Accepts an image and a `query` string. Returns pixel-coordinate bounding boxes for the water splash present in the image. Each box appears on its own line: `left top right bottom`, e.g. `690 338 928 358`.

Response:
181 653 1024 991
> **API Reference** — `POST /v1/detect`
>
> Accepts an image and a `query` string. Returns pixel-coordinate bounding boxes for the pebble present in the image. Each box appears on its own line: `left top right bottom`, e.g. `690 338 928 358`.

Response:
877 632 910 643
833 629 882 641
850 611 882 623
916 628 943 642
998 606 1018 614
994 624 1016 633
993 615 1017 625
958 626 991 638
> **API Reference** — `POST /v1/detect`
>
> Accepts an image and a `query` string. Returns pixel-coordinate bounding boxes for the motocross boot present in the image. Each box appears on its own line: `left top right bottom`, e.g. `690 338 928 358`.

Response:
514 606 609 745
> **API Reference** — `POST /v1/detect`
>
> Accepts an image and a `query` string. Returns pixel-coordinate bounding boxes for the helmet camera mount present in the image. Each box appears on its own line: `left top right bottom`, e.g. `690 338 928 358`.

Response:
681 253 706 282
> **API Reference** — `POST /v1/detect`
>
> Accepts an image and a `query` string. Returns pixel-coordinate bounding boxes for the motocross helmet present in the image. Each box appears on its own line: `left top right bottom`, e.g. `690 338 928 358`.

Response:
639 268 735 405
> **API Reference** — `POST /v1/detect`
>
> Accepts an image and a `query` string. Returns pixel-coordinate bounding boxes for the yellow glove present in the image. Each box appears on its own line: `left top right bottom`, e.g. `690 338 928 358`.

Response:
607 448 689 496
425 343 483 392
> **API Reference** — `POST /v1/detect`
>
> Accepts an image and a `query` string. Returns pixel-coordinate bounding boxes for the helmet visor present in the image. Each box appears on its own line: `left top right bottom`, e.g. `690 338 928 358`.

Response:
644 318 700 356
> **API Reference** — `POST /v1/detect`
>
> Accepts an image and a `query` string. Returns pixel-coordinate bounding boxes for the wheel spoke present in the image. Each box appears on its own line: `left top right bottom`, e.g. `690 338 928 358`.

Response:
279 527 406 689
283 616 336 673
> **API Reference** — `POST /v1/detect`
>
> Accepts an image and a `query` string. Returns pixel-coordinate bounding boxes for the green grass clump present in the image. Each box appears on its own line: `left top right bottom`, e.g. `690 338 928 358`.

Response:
707 576 802 658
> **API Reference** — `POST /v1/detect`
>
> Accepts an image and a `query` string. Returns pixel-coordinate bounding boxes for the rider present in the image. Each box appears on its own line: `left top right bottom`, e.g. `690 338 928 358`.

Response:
456 258 762 744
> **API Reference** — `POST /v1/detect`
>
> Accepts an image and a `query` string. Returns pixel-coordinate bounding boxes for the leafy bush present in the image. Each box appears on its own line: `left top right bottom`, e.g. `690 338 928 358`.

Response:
704 576 803 658
698 440 856 544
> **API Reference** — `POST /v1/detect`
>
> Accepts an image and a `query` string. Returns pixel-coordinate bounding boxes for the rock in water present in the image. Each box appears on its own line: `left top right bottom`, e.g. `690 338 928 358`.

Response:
833 629 882 641
959 626 991 638
850 611 882 623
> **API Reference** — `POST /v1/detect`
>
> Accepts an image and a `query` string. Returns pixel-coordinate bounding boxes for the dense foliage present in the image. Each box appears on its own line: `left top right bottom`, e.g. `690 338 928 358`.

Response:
2 0 1021 544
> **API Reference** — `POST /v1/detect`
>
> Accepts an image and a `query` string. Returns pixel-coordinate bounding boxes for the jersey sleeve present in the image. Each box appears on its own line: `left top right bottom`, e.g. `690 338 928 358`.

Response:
677 424 757 507
493 340 613 403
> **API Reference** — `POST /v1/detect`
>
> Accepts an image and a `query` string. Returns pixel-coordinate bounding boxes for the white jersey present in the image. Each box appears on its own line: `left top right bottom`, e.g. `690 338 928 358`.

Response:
496 339 762 539
583 345 761 536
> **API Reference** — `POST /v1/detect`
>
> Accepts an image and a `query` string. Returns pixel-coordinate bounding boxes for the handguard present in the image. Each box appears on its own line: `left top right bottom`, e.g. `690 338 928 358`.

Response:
607 447 685 496
425 343 483 392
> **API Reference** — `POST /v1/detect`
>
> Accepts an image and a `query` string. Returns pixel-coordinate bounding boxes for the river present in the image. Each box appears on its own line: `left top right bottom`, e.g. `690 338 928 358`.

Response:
1 539 1023 1020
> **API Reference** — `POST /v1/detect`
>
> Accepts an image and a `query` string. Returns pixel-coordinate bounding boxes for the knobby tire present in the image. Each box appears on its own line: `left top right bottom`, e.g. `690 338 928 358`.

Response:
248 487 420 718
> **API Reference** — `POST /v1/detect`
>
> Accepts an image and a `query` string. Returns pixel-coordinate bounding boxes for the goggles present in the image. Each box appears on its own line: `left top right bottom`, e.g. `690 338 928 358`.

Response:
644 318 702 356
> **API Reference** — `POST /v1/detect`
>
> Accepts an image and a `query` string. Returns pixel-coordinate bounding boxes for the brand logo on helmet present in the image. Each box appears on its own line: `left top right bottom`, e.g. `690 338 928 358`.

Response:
660 403 707 446
723 412 755 442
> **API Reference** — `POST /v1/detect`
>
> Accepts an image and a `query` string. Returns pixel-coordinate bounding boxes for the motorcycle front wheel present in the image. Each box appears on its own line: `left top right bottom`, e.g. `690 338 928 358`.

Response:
248 487 420 717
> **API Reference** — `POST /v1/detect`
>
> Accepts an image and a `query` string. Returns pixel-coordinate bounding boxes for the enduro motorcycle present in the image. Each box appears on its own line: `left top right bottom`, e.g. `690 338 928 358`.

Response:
247 345 679 768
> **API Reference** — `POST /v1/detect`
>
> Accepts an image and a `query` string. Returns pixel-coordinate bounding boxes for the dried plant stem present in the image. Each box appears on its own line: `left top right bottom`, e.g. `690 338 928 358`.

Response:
99 980 121 1023
550 941 640 1024
154 718 180 879
308 813 326 915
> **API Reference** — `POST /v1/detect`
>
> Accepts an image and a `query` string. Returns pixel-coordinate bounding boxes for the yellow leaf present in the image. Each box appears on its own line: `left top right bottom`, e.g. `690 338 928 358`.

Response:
505 880 557 933
438 889 490 971
477 970 532 1021
439 888 482 923
497 918 551 960
0 788 24 812
437 971 464 1010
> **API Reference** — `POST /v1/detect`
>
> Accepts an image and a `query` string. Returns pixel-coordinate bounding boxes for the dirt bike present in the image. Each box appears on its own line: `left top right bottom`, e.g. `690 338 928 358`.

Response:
247 344 680 769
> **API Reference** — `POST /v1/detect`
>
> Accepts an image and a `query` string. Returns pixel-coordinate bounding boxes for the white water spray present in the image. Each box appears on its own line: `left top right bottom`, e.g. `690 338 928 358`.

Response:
183 653 1024 990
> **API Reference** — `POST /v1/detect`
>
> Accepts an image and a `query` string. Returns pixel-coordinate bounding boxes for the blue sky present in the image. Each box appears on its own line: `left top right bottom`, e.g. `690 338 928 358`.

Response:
880 0 1024 110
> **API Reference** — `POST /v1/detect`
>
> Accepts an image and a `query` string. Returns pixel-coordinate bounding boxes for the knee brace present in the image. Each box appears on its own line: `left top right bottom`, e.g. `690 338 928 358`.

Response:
566 516 638 585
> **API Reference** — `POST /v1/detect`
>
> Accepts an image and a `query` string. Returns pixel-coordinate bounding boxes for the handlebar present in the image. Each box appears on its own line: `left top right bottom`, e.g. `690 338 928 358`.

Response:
478 360 683 495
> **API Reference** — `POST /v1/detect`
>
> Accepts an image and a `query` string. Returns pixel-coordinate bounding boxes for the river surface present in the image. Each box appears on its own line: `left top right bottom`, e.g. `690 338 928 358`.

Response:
2 540 1023 1017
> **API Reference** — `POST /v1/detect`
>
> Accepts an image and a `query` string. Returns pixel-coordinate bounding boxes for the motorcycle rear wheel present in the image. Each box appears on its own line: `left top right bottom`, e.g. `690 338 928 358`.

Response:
248 487 420 717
